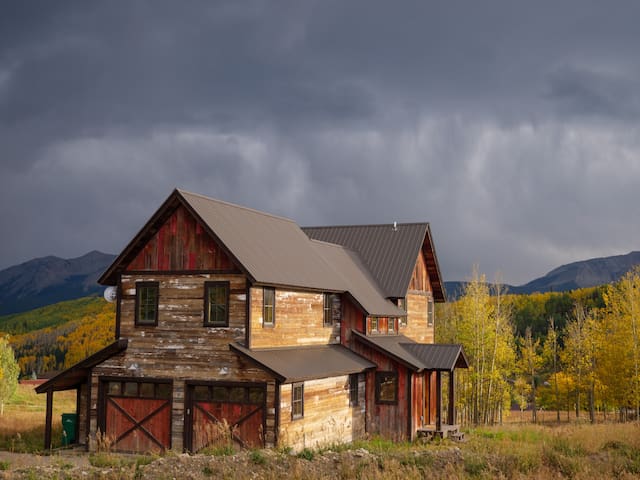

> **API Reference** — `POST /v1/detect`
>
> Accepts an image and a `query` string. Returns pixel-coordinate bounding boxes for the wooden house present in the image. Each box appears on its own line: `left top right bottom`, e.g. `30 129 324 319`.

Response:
37 189 467 453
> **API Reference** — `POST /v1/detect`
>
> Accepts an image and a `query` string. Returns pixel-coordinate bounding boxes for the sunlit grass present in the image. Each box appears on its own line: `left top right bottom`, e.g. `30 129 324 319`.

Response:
0 382 76 452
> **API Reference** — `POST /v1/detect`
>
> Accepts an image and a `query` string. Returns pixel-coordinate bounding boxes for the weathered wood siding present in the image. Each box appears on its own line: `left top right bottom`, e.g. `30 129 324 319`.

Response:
352 341 409 441
278 375 366 451
249 287 340 348
340 298 365 346
401 251 435 343
89 272 277 452
408 249 432 293
126 205 237 272
402 293 434 343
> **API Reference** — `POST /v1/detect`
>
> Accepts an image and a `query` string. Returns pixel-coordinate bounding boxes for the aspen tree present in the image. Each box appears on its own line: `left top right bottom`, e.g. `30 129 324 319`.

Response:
0 336 19 416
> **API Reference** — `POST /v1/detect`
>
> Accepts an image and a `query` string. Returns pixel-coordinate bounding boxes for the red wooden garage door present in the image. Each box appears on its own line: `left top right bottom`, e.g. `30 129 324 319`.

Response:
186 382 265 452
101 379 172 453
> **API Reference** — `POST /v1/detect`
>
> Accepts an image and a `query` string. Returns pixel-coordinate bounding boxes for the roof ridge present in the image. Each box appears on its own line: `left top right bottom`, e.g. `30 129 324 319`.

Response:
177 188 299 225
303 222 429 229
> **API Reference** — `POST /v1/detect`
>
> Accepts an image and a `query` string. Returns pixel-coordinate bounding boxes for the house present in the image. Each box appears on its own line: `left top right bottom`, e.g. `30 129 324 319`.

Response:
37 189 467 453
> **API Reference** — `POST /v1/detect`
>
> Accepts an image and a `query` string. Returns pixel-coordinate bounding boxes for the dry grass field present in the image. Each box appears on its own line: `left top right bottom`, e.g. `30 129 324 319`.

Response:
1 384 640 479
0 382 75 452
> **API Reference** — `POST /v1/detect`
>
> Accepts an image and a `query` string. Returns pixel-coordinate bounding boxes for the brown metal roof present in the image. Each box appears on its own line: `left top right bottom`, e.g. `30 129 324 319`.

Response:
311 240 405 317
100 189 405 317
352 331 467 372
230 343 376 383
35 339 128 393
303 223 446 302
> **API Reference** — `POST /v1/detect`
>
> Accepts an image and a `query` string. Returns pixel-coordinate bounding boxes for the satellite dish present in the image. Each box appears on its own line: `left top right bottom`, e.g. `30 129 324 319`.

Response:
103 286 118 303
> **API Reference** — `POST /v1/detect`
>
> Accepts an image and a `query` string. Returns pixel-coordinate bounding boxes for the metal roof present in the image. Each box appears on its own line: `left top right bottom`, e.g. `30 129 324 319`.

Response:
230 343 376 383
352 331 467 372
35 339 128 393
311 240 406 317
100 189 405 317
302 223 446 301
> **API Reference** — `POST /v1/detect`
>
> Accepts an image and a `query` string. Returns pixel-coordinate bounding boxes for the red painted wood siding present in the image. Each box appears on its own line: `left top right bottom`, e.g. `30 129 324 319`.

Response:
127 205 236 271
352 341 409 441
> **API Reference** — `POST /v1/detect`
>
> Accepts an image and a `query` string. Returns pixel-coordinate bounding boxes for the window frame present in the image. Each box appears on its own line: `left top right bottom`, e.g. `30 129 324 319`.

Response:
291 382 304 420
427 292 434 327
203 281 230 327
263 287 275 327
135 281 159 326
397 298 408 327
375 371 398 405
349 374 359 406
323 293 333 327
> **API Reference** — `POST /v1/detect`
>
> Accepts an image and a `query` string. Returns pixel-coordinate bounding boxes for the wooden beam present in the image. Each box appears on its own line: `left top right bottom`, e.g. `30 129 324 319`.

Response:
448 371 455 425
435 371 442 432
44 389 53 450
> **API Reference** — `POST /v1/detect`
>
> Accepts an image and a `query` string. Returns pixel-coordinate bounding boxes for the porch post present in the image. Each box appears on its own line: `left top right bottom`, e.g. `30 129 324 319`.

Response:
448 370 455 425
435 371 442 432
44 388 53 450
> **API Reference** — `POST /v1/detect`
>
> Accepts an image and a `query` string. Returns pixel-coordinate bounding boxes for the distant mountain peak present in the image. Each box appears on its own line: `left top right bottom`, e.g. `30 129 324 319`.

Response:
445 250 640 300
0 251 116 315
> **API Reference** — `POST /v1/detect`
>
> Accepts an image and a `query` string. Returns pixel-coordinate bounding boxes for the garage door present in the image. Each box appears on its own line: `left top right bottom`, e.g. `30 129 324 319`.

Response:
185 382 266 452
101 378 172 453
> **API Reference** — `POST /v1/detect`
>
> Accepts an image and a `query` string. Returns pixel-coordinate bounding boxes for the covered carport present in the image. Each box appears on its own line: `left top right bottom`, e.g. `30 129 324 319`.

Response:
35 339 128 449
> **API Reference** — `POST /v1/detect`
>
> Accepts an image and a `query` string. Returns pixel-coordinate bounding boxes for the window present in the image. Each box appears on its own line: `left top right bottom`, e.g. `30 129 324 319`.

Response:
204 282 229 327
370 317 379 333
427 292 434 327
135 282 159 326
375 371 398 404
388 317 396 333
292 383 304 419
349 374 359 406
397 298 408 327
263 287 275 327
323 293 333 327
104 379 171 399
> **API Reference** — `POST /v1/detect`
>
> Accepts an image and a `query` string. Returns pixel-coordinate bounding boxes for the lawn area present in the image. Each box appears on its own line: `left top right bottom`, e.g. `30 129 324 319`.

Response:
0 382 76 452
1 386 640 478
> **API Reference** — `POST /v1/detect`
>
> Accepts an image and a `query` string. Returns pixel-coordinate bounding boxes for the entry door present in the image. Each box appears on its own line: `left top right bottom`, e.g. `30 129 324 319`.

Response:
185 382 266 452
101 379 172 453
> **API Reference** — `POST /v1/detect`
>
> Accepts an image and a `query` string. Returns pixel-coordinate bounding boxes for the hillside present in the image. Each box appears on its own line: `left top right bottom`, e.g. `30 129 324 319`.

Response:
0 251 116 315
445 250 640 299
0 296 115 377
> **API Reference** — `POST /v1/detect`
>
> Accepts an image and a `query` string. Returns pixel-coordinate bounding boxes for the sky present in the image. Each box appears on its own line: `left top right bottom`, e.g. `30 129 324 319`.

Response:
2 1 640 286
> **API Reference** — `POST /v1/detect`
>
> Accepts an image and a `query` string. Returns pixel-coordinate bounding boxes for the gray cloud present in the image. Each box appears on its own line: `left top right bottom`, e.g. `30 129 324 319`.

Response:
2 1 640 286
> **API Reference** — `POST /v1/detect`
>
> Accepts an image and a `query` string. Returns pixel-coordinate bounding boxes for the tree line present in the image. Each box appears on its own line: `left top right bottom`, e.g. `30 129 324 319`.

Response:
438 265 640 425
9 302 115 377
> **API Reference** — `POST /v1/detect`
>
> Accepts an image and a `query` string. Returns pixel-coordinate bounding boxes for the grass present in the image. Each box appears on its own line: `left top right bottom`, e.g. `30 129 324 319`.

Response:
2 390 640 479
0 383 76 452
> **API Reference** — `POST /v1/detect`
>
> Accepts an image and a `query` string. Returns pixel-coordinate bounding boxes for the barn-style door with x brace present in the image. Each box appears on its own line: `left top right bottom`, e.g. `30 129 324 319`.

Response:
101 379 172 453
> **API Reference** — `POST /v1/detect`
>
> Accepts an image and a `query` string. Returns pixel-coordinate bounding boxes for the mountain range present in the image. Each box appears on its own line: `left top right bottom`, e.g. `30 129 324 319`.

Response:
1 250 639 316
0 251 116 315
444 251 640 300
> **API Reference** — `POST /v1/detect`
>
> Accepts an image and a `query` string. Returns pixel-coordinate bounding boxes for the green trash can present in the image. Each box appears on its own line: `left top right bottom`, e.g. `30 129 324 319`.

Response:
61 413 77 446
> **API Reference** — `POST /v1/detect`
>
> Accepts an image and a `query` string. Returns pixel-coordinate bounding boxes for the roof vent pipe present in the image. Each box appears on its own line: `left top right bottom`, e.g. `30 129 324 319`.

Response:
393 221 398 231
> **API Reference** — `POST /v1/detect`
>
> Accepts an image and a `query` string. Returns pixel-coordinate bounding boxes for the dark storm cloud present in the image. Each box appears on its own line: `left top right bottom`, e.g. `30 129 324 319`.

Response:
2 1 640 285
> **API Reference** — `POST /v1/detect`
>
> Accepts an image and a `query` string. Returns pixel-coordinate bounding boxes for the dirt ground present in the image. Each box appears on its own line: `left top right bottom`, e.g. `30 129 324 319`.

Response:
0 447 464 480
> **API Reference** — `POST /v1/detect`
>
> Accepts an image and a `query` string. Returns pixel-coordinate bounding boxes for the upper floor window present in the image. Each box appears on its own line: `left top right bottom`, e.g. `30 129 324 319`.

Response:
395 298 408 327
322 293 333 327
427 292 434 326
204 281 229 327
292 382 304 419
135 282 159 326
263 287 275 327
367 316 398 335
